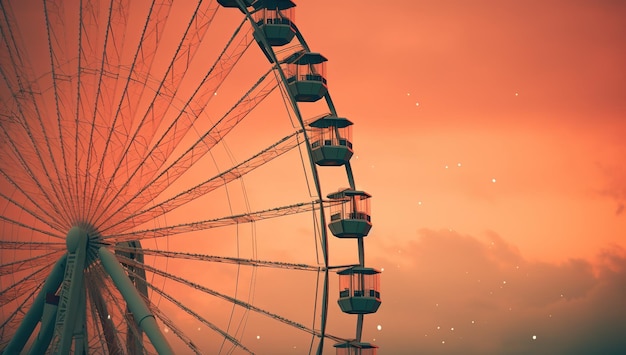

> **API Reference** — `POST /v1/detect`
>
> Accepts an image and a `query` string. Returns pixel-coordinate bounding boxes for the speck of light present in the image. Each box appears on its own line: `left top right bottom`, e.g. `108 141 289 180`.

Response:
532 335 537 340
107 314 111 320
377 325 382 331
415 102 420 106
256 335 261 340
164 328 169 333
457 162 462 167
492 178 497 183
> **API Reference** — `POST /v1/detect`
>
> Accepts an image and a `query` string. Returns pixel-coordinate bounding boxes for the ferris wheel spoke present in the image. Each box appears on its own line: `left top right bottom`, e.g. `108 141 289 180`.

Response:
139 272 253 354
119 254 347 344
0 240 65 251
94 70 278 232
104 129 303 235
0 259 55 307
42 0 88 222
0 215 64 241
88 0 219 222
0 178 66 233
113 0 219 164
114 245 323 272
128 16 255 173
86 0 174 222
0 128 71 227
0 92 76 229
82 0 132 219
0 65 74 226
0 276 41 309
73 0 118 219
109 200 322 242
89 21 256 231
0 250 62 277
86 16 255 228
73 0 88 221
148 303 204 355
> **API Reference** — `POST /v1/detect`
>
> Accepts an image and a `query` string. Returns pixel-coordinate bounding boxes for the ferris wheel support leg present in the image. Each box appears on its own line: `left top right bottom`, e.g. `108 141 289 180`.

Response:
98 247 174 355
54 227 89 354
28 299 58 354
3 254 67 354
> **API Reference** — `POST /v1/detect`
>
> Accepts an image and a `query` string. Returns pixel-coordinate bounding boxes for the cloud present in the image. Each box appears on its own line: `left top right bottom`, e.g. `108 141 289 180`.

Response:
367 229 626 354
596 162 626 216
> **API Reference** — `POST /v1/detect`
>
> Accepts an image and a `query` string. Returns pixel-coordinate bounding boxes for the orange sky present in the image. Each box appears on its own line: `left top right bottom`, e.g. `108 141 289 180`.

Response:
295 0 626 352
294 0 626 261
1 0 626 354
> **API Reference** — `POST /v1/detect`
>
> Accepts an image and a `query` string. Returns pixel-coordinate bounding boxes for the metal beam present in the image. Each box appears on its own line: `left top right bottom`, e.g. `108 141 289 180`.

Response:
53 227 89 354
3 254 67 354
98 247 174 355
28 294 58 354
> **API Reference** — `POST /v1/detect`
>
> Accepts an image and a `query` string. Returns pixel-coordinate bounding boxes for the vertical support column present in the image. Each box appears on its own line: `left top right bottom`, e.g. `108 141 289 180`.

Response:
72 285 88 354
54 226 89 354
28 294 59 354
3 254 67 354
116 240 148 353
98 247 174 355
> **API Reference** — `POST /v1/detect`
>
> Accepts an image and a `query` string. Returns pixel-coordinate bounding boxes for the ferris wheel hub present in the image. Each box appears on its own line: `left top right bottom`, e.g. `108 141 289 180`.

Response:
65 225 102 265
66 226 87 253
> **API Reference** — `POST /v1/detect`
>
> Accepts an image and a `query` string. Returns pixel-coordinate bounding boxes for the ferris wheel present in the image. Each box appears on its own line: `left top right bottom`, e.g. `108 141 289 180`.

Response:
0 0 381 353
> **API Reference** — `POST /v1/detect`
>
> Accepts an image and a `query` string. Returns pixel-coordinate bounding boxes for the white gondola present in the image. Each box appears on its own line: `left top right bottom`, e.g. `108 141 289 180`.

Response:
337 266 382 314
285 51 328 102
252 0 296 46
309 115 353 166
328 189 372 238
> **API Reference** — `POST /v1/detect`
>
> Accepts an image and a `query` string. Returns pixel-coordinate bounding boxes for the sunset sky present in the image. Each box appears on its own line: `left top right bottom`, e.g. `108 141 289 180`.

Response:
295 0 626 353
2 0 626 354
